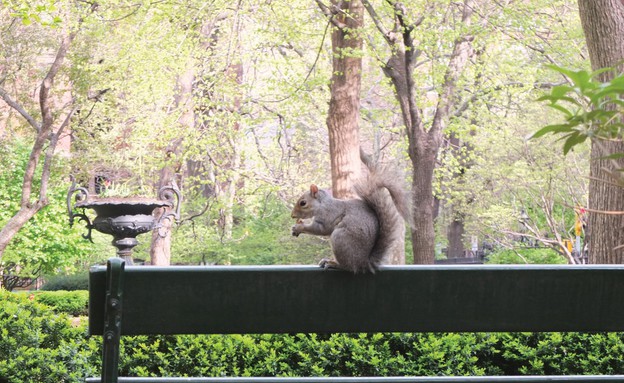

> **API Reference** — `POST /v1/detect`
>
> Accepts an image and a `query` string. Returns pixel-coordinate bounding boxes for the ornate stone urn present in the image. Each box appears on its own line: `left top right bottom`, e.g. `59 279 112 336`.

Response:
67 180 181 264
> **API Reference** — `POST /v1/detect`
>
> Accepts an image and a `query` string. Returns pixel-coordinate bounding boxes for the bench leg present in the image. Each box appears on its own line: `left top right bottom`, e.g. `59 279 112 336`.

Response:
102 258 125 383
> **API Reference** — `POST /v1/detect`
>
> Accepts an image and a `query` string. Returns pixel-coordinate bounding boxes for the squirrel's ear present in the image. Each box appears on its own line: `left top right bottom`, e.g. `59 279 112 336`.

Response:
310 184 319 197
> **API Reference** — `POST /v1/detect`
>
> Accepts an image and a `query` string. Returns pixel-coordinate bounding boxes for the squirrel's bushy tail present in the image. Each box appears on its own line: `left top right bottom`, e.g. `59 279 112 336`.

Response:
354 156 412 269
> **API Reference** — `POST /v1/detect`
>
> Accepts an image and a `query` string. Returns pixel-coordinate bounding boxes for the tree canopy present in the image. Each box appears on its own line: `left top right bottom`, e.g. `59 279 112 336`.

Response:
2 0 618 280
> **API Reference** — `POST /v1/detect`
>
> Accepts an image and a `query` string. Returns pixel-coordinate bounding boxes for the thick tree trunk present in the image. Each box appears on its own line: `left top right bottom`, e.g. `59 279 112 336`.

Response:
578 0 624 263
326 0 364 198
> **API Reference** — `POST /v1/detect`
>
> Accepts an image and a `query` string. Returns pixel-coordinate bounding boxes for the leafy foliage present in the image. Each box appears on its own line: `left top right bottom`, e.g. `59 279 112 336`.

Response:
0 290 99 383
1 0 63 27
170 195 331 266
41 273 89 291
0 140 101 285
533 65 624 155
5 290 624 380
20 290 89 316
487 248 566 265
117 332 624 377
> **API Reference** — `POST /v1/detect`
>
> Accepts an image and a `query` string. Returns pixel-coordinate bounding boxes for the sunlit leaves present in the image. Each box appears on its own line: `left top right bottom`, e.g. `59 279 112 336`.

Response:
2 0 62 27
532 64 624 154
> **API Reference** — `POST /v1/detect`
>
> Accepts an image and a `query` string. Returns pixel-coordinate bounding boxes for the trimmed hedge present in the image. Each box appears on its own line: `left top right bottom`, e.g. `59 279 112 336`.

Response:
15 290 89 316
0 290 99 383
3 289 624 382
117 332 624 378
42 273 89 291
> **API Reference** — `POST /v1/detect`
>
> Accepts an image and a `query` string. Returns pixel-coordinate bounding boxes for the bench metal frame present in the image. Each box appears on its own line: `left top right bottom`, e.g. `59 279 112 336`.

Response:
87 258 624 382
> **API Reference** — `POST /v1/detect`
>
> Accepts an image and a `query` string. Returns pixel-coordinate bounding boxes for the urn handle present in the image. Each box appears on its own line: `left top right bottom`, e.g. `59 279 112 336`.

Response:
66 176 94 242
156 182 182 229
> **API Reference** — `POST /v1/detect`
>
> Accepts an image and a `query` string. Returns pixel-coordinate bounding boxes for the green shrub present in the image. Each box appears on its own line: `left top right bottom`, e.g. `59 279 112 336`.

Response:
486 248 566 264
16 290 89 316
491 332 624 375
0 290 99 383
42 273 89 291
116 332 624 377
31 290 89 316
4 287 624 379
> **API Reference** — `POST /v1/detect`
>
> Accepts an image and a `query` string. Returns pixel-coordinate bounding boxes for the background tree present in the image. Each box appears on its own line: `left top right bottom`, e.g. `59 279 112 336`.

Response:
0 5 76 260
577 0 624 263
362 0 476 264
0 0 600 271
437 1 587 263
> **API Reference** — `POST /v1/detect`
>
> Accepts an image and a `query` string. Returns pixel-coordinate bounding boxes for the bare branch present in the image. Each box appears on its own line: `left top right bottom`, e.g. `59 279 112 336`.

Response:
314 0 333 17
40 32 76 131
39 106 77 201
0 86 41 132
361 0 394 45
430 0 475 136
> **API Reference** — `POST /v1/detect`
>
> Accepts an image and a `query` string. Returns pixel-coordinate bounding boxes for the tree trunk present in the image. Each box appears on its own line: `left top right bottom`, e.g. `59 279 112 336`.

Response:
578 0 624 263
149 64 194 266
447 218 466 258
0 207 41 255
149 167 176 266
410 147 438 264
326 0 364 198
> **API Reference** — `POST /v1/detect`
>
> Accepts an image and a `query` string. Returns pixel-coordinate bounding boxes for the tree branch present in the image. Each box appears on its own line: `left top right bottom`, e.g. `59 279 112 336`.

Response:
40 33 75 130
361 0 395 45
430 0 475 137
0 86 41 132
314 0 348 29
39 105 77 201
452 81 566 119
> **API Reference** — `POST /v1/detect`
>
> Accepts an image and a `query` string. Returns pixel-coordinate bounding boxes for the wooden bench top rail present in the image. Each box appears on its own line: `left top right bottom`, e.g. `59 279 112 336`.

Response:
85 376 624 382
89 261 624 335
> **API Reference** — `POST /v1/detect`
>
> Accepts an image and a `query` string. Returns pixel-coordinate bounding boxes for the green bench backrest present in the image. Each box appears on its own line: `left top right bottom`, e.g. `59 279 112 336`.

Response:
87 258 624 382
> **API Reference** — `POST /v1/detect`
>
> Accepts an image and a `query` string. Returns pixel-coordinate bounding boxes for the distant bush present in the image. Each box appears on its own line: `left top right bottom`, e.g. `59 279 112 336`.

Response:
0 290 99 383
16 290 89 316
487 248 566 264
42 273 89 291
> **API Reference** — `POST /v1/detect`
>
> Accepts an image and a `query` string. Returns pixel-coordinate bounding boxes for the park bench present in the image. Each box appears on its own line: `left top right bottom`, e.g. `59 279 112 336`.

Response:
87 258 624 382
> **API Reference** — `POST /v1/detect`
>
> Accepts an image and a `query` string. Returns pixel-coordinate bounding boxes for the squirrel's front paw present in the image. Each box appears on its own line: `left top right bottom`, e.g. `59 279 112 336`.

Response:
291 224 302 237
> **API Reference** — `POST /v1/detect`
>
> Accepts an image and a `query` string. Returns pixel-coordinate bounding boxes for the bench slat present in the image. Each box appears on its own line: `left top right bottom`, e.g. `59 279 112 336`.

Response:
89 264 624 335
85 375 624 382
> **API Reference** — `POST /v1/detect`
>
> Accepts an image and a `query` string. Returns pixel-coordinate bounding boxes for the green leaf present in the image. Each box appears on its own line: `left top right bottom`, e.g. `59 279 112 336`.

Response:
544 64 577 79
590 66 617 80
545 103 576 117
562 132 587 155
590 87 624 105
550 85 575 99
528 124 575 140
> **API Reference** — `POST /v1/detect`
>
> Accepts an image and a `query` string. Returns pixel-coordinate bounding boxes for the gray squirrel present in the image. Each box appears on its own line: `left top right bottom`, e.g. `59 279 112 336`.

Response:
291 157 412 273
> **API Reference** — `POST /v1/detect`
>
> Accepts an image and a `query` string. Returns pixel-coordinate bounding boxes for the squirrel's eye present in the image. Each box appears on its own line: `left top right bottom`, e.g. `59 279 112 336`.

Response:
299 200 307 207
